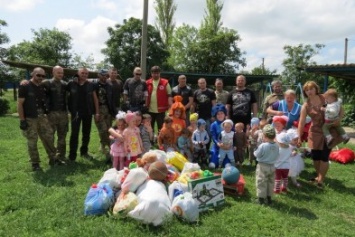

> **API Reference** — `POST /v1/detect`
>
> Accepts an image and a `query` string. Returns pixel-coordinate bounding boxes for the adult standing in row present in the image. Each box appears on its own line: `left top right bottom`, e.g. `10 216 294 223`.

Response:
171 74 194 125
192 78 216 140
94 69 116 157
226 75 258 127
215 78 229 105
107 67 123 115
42 65 68 163
18 67 57 171
123 67 148 113
67 67 99 161
297 81 343 188
262 80 284 121
146 66 172 134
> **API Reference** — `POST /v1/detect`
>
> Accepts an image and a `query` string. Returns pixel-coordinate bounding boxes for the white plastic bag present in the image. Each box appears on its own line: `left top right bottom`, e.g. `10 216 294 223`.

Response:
168 181 188 202
171 192 199 223
121 167 148 193
128 180 172 226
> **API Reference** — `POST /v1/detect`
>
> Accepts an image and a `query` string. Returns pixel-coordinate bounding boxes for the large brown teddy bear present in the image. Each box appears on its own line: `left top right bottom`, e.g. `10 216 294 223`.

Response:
148 161 168 181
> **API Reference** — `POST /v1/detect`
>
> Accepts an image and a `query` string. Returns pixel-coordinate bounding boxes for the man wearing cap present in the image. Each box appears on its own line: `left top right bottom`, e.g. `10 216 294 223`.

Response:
226 75 258 128
171 74 194 125
146 66 172 133
67 67 99 161
18 67 57 171
107 67 123 115
94 69 116 157
123 67 148 113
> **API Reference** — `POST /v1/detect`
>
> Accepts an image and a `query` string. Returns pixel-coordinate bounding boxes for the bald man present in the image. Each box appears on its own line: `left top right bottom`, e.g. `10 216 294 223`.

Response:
42 66 68 164
18 67 57 171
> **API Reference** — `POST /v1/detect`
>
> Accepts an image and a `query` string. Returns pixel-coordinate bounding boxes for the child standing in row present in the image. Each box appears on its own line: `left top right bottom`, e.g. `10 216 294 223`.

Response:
218 119 235 167
178 128 193 161
246 117 260 166
192 119 210 167
109 111 126 170
139 113 153 155
274 133 292 193
123 111 143 166
234 122 248 166
287 128 305 187
254 125 279 205
158 116 177 152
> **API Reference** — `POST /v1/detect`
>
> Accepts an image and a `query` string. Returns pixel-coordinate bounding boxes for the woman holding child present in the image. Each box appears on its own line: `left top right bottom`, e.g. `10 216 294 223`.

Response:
297 81 343 188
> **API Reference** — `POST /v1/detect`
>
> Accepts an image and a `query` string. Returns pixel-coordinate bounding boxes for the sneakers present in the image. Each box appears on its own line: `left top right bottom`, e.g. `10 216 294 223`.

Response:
49 159 67 166
81 153 94 160
32 163 42 171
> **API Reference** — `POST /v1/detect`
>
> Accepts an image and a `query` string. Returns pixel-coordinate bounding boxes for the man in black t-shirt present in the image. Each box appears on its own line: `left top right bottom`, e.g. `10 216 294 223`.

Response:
192 78 216 137
171 74 194 125
226 75 258 127
123 67 148 112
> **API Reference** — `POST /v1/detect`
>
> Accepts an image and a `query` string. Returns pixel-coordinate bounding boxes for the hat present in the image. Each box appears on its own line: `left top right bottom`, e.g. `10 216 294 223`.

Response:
287 128 299 140
262 124 276 138
251 117 260 127
222 119 233 127
273 115 288 126
125 112 136 124
190 113 198 122
115 111 126 120
197 119 206 128
276 132 291 145
211 103 227 118
99 69 108 75
169 95 186 119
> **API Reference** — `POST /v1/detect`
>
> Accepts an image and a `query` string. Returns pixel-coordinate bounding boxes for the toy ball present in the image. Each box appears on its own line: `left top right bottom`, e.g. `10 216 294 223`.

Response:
222 166 240 184
208 162 216 169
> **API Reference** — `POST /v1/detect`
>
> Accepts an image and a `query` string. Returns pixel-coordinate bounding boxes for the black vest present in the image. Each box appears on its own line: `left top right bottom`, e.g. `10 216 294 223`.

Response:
67 80 95 115
44 79 68 112
22 81 48 118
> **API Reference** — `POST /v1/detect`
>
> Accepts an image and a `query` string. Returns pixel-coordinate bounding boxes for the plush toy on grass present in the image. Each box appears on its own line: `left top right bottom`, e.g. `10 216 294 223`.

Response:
148 161 169 181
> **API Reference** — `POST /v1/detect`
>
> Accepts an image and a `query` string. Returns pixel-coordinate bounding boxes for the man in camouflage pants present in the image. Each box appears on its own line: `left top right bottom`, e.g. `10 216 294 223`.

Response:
94 69 115 159
18 67 58 171
42 66 68 163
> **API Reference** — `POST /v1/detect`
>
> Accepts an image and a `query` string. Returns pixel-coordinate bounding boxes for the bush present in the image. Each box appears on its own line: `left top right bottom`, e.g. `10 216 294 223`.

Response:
0 98 10 116
342 104 355 128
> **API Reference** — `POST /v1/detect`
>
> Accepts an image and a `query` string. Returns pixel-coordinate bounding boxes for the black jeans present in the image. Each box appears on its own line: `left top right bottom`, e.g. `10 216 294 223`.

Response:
149 112 166 134
69 113 92 160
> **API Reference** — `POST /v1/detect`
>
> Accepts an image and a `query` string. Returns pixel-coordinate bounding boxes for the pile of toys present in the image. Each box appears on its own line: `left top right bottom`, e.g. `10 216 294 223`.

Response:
83 150 241 226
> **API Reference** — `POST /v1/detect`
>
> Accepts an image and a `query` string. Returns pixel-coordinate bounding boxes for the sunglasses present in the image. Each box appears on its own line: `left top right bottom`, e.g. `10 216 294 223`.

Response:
36 74 46 78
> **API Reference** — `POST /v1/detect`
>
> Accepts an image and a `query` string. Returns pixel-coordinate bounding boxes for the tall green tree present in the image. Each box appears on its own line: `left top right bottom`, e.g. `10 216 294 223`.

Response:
102 17 169 79
169 0 245 73
154 0 177 46
0 20 9 46
282 43 324 85
7 28 72 67
0 20 11 96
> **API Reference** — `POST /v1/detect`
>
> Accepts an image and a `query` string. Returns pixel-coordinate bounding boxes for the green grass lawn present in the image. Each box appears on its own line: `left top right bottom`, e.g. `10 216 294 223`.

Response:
0 97 355 236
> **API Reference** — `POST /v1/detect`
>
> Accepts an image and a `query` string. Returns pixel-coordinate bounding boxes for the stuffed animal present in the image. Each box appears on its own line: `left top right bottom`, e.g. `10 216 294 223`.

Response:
148 161 169 181
136 151 158 170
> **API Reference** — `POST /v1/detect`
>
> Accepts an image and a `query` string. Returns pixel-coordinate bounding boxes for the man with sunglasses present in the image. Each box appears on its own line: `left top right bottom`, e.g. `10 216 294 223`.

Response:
18 67 57 171
123 67 148 112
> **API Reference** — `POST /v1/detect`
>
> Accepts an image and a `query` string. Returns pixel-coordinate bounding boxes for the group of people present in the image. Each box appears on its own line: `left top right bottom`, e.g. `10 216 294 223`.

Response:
18 65 350 205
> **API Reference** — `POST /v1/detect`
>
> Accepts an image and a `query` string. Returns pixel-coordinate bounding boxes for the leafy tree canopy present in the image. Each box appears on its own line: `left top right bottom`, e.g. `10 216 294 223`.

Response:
102 17 169 80
7 28 72 67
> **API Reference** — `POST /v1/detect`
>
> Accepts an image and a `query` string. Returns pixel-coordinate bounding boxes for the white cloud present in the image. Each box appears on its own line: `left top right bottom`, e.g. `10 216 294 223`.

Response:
90 0 118 13
56 16 116 63
0 0 44 12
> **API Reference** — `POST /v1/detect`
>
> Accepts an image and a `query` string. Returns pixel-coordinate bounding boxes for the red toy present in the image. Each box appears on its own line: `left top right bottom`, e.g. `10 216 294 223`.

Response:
293 119 311 142
330 148 355 164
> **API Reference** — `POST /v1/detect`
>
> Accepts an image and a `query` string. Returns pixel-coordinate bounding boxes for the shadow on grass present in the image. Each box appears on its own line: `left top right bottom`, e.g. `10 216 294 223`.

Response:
270 201 318 220
32 157 107 187
324 176 355 195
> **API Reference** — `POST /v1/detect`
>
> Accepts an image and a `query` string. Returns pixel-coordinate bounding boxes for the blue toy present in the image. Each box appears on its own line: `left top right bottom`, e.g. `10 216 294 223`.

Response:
222 165 240 185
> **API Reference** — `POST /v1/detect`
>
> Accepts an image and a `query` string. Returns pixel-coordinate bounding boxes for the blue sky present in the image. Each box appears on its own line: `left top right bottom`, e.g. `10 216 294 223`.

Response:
1 0 355 73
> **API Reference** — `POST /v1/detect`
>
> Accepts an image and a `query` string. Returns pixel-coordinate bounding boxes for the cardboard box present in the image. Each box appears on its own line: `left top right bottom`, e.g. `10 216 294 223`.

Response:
188 175 225 212
222 174 246 196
